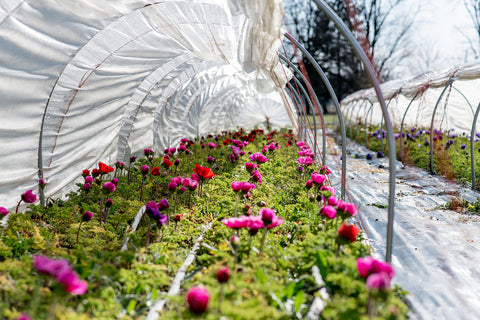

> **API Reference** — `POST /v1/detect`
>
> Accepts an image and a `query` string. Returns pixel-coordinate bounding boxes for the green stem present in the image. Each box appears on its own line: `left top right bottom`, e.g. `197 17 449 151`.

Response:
76 221 83 244
258 226 268 258
234 193 239 217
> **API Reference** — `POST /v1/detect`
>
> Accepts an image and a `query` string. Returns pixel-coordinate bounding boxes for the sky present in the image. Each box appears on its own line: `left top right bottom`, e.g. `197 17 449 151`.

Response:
394 0 478 78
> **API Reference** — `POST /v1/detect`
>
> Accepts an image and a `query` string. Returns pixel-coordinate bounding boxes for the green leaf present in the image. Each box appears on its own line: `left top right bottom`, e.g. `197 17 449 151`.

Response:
255 268 267 285
284 281 296 299
126 299 136 313
294 291 305 312
316 251 329 279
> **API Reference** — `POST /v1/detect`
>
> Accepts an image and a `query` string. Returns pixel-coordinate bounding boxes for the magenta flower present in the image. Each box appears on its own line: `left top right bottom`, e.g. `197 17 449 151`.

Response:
111 178 119 186
186 286 210 314
33 255 69 276
83 183 91 191
16 314 33 320
85 176 93 184
208 142 217 149
296 141 305 147
141 165 150 176
171 176 182 185
260 208 275 226
207 156 216 163
305 180 313 189
245 162 256 172
82 211 93 222
0 207 8 217
103 182 116 193
179 186 187 193
311 173 326 185
356 257 395 280
249 152 268 164
327 196 339 206
22 190 37 203
248 216 264 235
221 216 251 229
337 201 358 216
105 198 113 208
251 170 262 183
320 185 336 194
146 201 160 219
366 272 391 290
158 198 169 210
320 205 337 219
168 181 177 190
39 179 46 189
231 181 242 193
297 156 314 166
56 270 88 295
178 144 187 152
216 266 230 283
320 166 332 175
187 180 198 191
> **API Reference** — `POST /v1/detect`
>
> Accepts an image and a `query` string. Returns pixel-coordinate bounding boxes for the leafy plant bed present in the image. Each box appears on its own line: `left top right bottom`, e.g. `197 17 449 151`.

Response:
345 123 480 188
0 129 407 319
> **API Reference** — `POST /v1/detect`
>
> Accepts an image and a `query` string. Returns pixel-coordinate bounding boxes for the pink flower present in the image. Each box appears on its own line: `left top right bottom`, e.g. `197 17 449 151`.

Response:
320 166 332 175
16 314 33 320
216 266 231 283
320 185 336 194
249 152 268 164
171 176 182 185
251 170 262 183
337 201 358 216
320 205 337 219
260 208 275 225
141 165 150 176
356 257 395 280
311 173 326 185
83 183 91 191
241 182 256 193
221 216 251 229
327 196 338 206
248 216 264 234
103 182 116 193
208 142 217 149
168 181 177 190
56 270 88 295
85 176 93 184
21 190 37 203
231 181 242 193
188 180 198 191
0 207 9 217
366 272 391 290
297 157 314 166
186 287 210 314
245 162 256 172
33 255 69 276
296 141 305 147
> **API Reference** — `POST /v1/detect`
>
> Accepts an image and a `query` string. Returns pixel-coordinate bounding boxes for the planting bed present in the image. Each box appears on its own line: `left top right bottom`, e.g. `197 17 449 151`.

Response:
0 129 407 320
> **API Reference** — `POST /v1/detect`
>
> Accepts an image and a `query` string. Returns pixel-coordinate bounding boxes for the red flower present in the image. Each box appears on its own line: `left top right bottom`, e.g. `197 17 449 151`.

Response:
151 166 161 176
174 214 182 221
82 169 90 177
338 223 359 243
162 158 173 168
91 169 100 178
98 162 114 174
193 164 215 180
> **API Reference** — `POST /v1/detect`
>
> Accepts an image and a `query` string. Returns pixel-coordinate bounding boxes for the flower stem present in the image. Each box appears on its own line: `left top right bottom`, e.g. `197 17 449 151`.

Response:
140 176 145 202
258 226 268 258
219 283 225 312
76 221 83 244
234 193 239 217
15 199 22 214
145 219 151 251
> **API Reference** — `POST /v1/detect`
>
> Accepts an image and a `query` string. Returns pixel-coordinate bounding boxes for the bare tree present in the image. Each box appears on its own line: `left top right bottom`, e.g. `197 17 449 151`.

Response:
463 0 480 58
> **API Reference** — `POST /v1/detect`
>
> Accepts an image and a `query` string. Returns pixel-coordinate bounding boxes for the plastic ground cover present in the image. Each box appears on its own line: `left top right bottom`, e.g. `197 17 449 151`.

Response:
323 132 480 319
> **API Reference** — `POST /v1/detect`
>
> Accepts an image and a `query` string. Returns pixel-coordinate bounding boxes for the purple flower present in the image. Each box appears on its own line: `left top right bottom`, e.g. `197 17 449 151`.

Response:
158 198 169 210
366 153 372 160
82 211 93 222
186 286 210 314
21 190 37 203
168 181 177 190
141 165 150 176
207 156 216 163
83 183 91 191
146 201 160 219
461 144 467 149
157 213 167 226
103 182 116 193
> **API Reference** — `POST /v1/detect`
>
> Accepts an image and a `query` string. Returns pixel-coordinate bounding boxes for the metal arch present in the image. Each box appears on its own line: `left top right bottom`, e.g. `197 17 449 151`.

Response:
399 91 421 163
452 86 475 116
278 54 326 165
292 74 324 163
283 33 347 200
286 84 308 141
470 102 480 190
312 0 396 263
429 78 455 174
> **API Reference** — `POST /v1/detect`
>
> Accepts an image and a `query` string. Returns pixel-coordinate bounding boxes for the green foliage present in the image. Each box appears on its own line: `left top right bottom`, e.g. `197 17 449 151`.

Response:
0 128 407 319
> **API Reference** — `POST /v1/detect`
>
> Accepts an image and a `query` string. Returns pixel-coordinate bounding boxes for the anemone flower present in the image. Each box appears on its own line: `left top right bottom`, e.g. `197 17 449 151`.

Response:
15 190 37 214
76 211 93 244
186 286 210 314
258 208 284 258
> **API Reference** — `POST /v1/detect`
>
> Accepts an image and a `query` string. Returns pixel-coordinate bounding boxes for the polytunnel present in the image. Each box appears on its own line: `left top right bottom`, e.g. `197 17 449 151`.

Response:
0 0 419 319
0 0 298 210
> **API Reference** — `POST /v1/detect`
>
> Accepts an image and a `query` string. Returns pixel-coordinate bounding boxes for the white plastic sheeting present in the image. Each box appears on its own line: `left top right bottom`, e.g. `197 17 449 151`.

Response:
341 62 480 134
0 0 294 209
